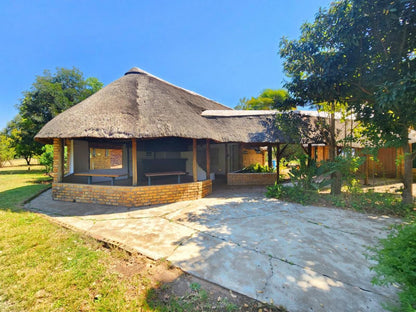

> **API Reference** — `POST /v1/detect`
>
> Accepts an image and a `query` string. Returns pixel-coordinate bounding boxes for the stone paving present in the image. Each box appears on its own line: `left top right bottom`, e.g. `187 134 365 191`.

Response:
26 186 400 312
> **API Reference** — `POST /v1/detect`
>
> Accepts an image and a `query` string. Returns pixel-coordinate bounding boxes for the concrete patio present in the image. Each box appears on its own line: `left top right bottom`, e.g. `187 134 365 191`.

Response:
26 186 399 312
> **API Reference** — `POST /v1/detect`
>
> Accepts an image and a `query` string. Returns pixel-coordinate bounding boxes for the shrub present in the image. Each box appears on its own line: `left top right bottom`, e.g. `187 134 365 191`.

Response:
266 182 319 205
38 144 54 173
288 154 329 191
369 223 416 311
240 163 275 173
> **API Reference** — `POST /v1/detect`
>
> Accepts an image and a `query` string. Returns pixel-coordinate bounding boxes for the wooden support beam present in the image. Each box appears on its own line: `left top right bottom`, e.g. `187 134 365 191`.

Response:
132 138 138 186
206 139 210 180
193 139 198 182
239 144 244 169
224 143 229 174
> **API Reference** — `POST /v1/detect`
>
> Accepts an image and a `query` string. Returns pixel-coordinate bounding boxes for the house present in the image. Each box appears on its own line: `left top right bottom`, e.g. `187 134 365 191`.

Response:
35 67 288 207
35 67 412 207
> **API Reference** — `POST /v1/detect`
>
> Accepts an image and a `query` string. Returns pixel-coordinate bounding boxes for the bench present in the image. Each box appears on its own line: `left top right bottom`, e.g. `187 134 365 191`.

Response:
144 171 187 186
74 169 128 186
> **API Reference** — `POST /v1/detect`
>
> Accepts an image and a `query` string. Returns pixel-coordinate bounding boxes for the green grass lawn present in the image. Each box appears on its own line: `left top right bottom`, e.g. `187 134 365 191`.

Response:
0 166 154 311
0 165 282 312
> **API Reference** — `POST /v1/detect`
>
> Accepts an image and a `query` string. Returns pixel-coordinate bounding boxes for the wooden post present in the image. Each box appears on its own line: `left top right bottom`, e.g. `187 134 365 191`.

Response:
267 145 273 168
193 139 198 182
132 138 138 186
224 143 229 174
239 144 244 169
206 139 210 180
276 143 280 183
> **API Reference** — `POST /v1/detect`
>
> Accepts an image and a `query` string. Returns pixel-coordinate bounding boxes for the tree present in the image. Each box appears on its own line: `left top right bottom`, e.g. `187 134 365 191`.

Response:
280 0 416 203
345 0 416 205
0 134 15 167
4 115 40 165
235 89 293 111
9 67 103 164
279 2 353 195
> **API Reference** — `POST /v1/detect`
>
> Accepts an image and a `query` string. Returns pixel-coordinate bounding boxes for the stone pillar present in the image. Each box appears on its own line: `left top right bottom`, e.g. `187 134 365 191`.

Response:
53 138 64 183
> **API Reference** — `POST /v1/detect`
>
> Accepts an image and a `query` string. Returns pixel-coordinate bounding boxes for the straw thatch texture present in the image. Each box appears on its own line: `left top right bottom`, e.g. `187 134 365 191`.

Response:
35 67 362 145
36 67 234 143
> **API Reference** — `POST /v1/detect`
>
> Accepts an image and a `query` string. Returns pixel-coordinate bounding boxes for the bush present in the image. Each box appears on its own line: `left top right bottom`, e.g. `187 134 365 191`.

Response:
288 154 330 191
240 163 275 173
266 182 319 205
370 223 416 311
38 144 54 173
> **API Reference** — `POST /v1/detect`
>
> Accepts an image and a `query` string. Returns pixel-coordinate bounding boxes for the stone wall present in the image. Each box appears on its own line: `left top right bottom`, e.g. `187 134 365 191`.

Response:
227 172 277 186
52 179 212 207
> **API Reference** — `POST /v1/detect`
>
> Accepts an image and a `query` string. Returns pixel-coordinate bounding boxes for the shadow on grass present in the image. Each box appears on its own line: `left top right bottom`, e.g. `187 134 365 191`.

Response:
0 184 51 211
0 169 46 175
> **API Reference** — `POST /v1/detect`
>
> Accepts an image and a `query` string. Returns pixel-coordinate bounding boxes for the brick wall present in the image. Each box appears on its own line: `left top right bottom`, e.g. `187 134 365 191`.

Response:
53 138 64 183
52 179 212 207
242 148 266 167
227 172 277 186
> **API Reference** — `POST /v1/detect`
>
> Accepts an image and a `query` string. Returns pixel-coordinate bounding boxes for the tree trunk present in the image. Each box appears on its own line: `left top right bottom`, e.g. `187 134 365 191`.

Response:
329 106 342 195
24 156 31 166
402 143 414 205
276 143 280 184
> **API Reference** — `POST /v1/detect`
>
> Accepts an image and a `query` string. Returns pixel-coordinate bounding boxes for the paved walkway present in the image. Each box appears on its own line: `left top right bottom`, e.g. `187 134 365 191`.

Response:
26 187 399 312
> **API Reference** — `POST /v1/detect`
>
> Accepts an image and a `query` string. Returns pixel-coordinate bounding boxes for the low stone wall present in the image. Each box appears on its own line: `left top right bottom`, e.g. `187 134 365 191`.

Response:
52 180 212 207
227 172 277 186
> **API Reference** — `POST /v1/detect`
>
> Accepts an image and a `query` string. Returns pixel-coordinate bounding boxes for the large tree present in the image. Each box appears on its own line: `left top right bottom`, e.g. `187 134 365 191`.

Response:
346 0 416 204
279 2 353 195
280 0 416 203
8 67 103 164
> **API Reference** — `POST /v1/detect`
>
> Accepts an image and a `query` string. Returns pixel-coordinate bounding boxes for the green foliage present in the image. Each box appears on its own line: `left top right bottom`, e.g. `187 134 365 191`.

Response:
288 154 330 191
4 115 41 165
0 134 15 167
370 223 416 311
236 89 293 111
5 67 103 164
321 150 365 193
280 0 416 203
266 183 319 206
240 163 275 173
38 144 54 173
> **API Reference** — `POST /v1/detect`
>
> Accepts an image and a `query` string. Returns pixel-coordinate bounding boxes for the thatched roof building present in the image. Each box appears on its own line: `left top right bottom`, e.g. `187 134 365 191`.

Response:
35 67 360 145
36 67 288 144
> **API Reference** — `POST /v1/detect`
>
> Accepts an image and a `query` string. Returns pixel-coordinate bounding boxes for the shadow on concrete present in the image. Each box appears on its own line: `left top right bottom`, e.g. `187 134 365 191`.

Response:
25 186 399 312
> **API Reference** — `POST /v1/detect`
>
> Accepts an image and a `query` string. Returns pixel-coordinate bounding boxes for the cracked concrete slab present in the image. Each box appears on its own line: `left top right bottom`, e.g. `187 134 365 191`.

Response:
26 188 400 312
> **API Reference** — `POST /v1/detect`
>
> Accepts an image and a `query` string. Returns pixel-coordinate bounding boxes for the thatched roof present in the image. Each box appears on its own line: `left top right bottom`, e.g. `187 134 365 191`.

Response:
36 67 235 144
203 110 360 146
35 67 362 146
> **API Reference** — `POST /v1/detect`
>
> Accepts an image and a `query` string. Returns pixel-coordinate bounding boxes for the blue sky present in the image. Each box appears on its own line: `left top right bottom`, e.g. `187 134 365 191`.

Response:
0 0 331 130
